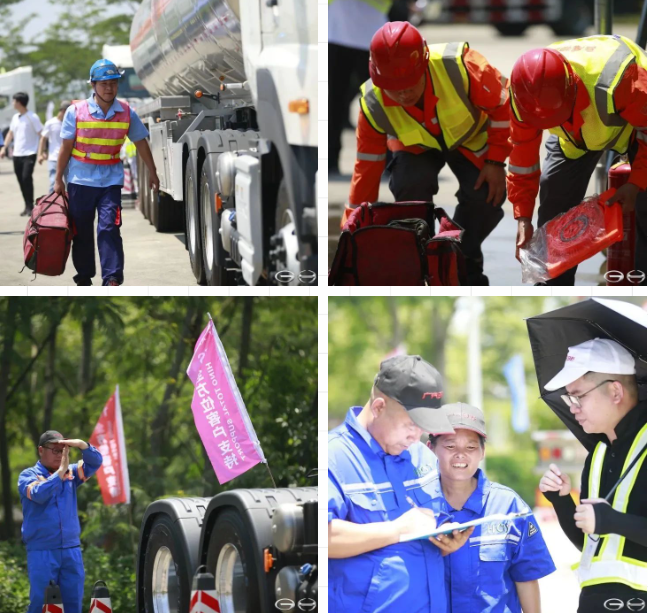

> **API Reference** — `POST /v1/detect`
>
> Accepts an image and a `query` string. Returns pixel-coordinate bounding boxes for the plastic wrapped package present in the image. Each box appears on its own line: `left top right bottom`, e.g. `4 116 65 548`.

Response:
520 188 623 284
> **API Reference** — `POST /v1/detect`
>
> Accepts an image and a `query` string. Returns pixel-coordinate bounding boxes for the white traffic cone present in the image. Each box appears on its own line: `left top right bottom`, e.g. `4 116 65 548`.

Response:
42 580 64 613
89 580 113 613
190 565 221 613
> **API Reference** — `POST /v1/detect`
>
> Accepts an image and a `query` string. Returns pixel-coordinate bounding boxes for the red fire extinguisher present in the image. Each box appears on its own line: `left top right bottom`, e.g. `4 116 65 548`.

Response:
606 162 637 285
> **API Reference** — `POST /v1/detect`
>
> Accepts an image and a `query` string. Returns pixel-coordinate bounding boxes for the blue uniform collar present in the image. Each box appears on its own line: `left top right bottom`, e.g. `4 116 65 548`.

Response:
35 460 55 476
433 467 492 513
345 406 412 463
87 94 123 119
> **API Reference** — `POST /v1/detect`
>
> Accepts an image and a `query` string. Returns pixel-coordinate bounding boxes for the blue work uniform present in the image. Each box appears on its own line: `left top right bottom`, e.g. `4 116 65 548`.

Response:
434 469 556 613
60 94 149 285
17 446 103 613
329 406 451 613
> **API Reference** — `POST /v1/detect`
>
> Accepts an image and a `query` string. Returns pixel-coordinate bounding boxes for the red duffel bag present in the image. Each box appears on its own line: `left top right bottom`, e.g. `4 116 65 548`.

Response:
23 191 74 276
329 201 467 286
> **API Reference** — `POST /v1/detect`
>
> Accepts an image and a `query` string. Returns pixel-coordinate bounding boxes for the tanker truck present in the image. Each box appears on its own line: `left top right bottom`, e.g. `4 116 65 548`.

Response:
128 0 318 286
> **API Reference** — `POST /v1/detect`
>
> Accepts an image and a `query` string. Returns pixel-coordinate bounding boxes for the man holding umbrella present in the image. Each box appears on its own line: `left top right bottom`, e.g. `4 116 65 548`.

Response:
537 337 646 612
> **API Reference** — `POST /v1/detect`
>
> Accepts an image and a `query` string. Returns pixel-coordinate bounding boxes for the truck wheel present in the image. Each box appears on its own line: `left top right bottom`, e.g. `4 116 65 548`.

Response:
206 509 262 613
550 0 591 36
142 515 192 613
271 179 300 286
185 156 206 284
493 23 528 36
200 164 232 286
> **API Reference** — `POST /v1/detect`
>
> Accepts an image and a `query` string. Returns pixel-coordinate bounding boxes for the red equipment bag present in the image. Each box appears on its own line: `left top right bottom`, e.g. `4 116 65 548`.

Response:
606 162 637 285
23 191 74 276
328 201 467 285
519 189 623 284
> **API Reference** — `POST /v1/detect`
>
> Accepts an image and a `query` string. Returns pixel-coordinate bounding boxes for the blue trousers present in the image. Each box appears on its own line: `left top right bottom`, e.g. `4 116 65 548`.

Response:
27 547 84 613
68 183 124 285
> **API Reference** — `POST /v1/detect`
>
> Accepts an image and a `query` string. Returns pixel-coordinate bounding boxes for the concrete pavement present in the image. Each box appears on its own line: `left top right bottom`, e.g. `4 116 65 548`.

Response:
328 23 640 285
0 157 194 286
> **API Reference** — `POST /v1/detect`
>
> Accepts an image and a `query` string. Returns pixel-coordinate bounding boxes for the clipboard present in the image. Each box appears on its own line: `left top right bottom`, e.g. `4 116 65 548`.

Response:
398 510 533 542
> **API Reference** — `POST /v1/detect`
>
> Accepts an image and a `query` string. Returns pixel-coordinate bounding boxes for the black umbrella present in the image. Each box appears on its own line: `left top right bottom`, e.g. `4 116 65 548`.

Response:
526 298 647 452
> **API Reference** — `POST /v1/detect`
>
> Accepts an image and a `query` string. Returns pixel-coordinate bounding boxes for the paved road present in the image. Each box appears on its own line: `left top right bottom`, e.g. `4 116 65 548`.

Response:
328 23 640 285
0 158 193 286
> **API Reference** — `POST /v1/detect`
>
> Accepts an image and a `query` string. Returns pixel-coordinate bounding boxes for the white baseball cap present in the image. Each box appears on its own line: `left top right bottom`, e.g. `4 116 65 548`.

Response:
544 338 636 391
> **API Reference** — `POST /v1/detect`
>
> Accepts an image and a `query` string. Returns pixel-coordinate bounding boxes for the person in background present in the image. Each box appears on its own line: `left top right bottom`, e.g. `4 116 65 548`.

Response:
0 92 43 216
39 100 71 193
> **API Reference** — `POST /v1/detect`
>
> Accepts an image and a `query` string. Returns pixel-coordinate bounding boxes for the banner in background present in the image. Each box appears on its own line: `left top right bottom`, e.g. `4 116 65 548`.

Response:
187 318 266 484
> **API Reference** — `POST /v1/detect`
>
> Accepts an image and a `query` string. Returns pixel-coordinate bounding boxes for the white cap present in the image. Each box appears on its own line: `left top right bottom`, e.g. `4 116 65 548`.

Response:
544 338 636 391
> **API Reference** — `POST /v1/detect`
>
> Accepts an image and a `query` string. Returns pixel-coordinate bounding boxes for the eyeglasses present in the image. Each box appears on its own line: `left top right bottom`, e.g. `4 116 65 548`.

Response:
43 446 64 456
561 379 617 408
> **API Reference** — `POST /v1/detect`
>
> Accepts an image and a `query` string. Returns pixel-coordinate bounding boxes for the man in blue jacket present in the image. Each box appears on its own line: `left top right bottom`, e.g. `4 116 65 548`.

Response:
17 430 103 613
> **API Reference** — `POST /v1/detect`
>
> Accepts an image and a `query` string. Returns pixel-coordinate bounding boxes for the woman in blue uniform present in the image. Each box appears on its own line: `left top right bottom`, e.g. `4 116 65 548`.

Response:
427 403 556 613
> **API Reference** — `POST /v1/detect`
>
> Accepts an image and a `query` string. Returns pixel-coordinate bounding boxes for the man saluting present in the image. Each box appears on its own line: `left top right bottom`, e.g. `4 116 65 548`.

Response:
18 430 103 613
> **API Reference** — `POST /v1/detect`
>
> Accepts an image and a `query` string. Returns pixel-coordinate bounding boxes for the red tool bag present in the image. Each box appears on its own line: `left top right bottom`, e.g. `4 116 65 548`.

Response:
329 201 467 285
23 192 74 276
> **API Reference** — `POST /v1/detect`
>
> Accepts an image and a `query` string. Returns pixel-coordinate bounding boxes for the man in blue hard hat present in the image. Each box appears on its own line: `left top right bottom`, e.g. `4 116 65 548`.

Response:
18 430 103 613
53 59 160 286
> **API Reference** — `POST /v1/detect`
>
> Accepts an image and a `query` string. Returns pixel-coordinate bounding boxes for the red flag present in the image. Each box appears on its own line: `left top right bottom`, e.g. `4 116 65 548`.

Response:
89 386 131 505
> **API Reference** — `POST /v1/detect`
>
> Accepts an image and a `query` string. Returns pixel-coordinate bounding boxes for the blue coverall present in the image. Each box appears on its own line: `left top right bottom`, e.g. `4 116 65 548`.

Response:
17 446 103 613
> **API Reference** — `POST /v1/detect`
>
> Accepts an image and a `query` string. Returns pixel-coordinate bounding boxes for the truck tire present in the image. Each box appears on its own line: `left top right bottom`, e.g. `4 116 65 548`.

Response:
494 23 528 36
205 508 262 613
550 0 591 36
200 163 232 285
142 514 192 613
185 155 206 284
271 179 301 286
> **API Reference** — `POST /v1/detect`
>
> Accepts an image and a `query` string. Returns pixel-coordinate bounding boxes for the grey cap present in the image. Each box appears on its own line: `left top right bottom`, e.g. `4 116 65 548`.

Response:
441 402 487 438
38 430 64 447
374 355 454 434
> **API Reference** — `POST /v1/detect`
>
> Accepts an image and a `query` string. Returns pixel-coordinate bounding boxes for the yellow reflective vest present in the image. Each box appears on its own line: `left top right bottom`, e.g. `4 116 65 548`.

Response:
359 42 490 155
573 423 647 591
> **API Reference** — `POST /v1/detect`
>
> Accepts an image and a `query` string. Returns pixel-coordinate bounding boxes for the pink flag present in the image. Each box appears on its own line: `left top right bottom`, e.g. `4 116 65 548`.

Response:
89 386 131 505
187 318 266 484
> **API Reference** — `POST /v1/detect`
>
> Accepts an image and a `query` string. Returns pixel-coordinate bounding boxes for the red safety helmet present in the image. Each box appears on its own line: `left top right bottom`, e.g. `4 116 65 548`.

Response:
369 22 429 90
510 48 577 129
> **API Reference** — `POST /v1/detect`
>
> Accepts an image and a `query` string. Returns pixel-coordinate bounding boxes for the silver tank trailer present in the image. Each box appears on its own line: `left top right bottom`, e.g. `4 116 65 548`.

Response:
129 0 246 100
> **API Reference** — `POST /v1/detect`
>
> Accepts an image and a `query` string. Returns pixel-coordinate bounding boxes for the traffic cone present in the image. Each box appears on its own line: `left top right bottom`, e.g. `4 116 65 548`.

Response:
89 580 112 613
42 580 64 613
190 565 221 613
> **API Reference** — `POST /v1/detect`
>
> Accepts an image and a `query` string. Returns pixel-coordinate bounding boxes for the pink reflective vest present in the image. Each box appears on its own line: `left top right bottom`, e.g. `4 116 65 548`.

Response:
71 99 131 166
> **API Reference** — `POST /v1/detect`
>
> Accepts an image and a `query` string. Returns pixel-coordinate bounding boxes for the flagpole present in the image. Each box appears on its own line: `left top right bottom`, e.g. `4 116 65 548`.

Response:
265 462 277 489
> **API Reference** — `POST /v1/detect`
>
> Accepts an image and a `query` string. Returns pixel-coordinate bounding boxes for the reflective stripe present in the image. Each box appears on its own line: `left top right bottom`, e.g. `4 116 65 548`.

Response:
578 560 647 592
441 42 483 149
342 481 393 494
403 471 437 489
346 203 360 209
361 80 394 135
595 39 636 127
508 162 540 174
76 136 126 147
357 152 387 162
77 121 129 129
472 145 489 157
490 120 510 129
470 534 521 545
72 148 120 161
637 130 647 143
26 481 39 500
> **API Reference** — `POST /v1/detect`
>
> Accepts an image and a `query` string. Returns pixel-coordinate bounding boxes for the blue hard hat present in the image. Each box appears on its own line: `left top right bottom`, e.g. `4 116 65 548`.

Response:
89 59 123 82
